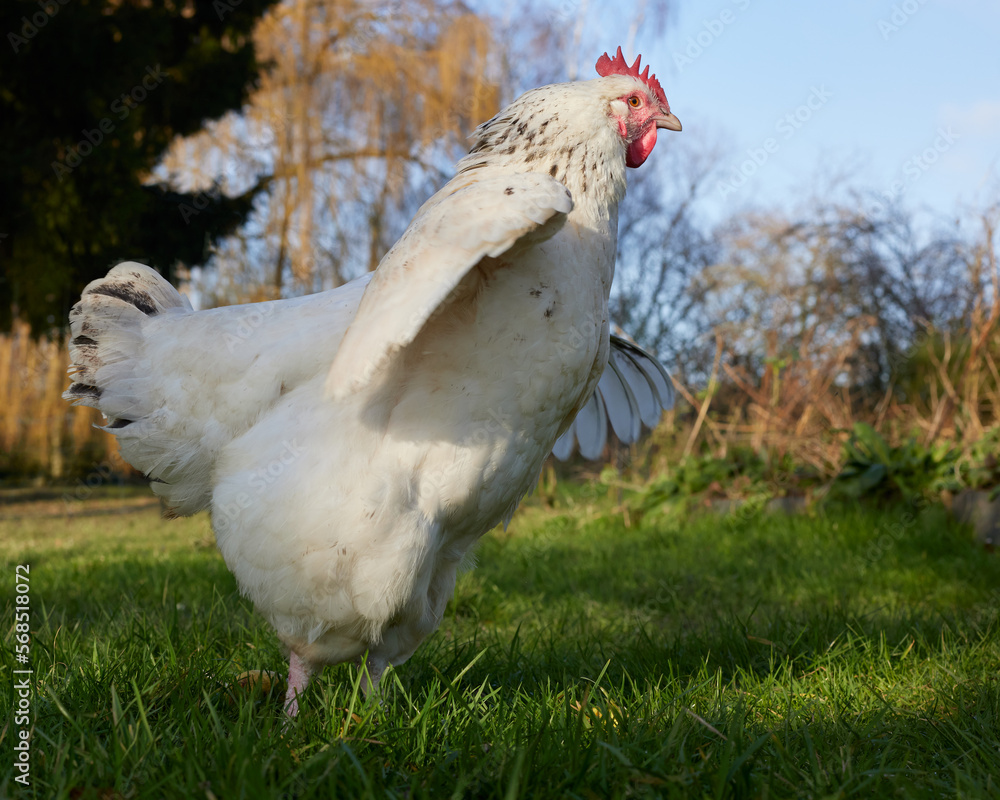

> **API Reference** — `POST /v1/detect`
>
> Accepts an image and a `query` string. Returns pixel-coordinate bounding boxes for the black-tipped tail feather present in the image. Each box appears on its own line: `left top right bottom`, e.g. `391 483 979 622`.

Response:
64 262 189 416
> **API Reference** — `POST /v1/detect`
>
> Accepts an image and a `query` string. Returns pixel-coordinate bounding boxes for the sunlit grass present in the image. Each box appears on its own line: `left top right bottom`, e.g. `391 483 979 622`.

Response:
2 483 999 798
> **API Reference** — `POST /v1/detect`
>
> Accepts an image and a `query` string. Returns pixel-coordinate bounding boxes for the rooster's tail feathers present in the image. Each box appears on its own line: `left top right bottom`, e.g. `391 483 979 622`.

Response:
64 262 203 514
64 262 190 414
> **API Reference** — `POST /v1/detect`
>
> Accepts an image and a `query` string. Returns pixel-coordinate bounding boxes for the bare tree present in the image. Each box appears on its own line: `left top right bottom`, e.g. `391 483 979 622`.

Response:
702 194 977 397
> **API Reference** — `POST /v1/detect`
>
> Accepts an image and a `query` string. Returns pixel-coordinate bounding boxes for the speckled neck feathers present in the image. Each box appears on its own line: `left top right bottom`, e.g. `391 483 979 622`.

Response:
454 78 641 218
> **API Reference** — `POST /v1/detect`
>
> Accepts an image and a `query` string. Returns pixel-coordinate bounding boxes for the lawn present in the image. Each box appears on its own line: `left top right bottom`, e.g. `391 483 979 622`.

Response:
2 482 999 798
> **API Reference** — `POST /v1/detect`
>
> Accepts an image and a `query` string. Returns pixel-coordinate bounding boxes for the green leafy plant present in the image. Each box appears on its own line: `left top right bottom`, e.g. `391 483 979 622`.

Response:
953 426 1000 499
833 422 960 501
635 446 818 521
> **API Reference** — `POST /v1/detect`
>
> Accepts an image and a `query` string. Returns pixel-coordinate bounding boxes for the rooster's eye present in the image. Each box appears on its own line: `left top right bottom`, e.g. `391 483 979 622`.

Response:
628 96 641 108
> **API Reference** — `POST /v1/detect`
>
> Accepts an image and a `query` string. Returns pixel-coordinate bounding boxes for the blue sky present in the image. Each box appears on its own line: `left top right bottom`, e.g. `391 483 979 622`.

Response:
584 0 999 222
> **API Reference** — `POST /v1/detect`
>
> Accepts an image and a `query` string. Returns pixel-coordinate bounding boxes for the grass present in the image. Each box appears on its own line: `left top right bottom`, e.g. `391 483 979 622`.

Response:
2 481 999 799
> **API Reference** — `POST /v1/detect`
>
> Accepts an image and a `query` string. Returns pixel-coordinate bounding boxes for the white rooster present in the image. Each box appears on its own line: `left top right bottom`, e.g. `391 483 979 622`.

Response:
64 47 680 716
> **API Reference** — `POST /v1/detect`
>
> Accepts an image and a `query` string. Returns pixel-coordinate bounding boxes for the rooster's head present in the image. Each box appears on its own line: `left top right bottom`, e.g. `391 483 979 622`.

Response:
596 46 681 168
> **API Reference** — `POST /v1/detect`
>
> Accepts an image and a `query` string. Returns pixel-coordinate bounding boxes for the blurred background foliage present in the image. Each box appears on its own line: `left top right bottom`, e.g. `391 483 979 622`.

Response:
1 0 998 511
0 0 280 332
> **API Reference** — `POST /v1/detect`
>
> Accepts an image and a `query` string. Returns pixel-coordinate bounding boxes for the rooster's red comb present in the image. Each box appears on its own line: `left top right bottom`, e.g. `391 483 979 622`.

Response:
595 46 669 110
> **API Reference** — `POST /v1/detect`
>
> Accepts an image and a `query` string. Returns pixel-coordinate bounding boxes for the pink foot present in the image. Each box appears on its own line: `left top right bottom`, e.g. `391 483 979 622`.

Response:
284 651 312 717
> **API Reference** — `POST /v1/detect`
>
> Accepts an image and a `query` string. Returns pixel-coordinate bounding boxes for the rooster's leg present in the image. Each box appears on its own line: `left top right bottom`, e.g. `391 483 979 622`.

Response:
283 651 312 717
359 654 388 698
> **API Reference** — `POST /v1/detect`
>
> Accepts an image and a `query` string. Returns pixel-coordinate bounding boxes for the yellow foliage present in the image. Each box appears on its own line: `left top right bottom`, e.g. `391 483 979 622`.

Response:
0 320 125 480
159 0 502 301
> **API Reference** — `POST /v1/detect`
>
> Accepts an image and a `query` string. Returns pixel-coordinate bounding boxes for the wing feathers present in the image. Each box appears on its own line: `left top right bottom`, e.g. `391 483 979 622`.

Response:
573 391 608 461
552 335 674 461
620 340 674 415
603 354 643 442
326 174 573 400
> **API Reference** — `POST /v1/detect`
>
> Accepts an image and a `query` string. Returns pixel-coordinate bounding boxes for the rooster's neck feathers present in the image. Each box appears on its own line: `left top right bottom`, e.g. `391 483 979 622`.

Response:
454 77 645 217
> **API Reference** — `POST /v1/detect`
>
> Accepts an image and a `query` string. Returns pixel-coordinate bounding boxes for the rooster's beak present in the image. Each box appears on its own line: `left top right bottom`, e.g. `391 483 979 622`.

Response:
656 112 682 132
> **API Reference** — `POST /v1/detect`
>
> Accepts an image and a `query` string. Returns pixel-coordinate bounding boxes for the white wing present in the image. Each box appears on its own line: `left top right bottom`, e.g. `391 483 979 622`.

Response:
326 173 573 399
552 334 674 461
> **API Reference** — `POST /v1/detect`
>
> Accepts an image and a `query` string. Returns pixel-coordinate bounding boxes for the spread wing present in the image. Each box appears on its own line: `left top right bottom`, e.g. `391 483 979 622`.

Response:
552 335 674 461
326 173 573 399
